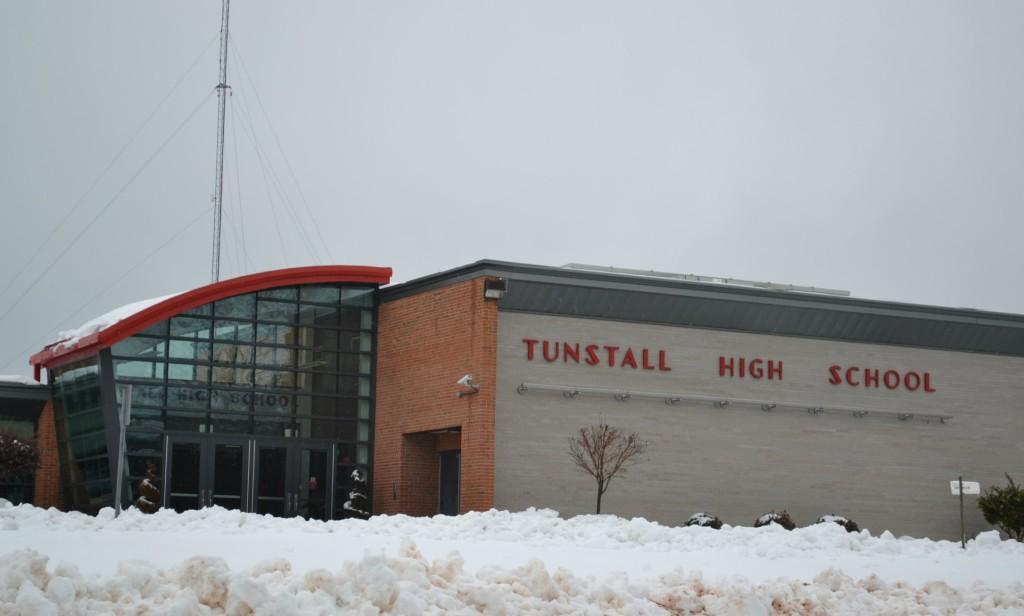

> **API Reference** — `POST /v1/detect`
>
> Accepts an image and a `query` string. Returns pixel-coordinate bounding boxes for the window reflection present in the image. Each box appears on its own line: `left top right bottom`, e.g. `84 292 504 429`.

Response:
170 317 211 339
168 362 209 384
169 340 210 361
213 343 253 365
214 294 255 319
214 321 253 342
257 300 296 324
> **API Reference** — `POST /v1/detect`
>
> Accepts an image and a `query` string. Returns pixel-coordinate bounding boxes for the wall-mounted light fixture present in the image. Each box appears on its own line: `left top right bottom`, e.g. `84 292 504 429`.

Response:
484 278 508 300
456 374 480 397
514 382 953 425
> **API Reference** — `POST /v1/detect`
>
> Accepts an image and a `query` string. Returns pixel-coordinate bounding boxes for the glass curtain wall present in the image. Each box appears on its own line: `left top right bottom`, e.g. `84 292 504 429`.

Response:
109 284 376 518
50 356 108 513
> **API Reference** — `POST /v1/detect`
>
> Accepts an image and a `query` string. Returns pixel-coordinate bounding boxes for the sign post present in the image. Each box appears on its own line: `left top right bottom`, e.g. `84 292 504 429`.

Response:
949 477 980 549
114 384 133 518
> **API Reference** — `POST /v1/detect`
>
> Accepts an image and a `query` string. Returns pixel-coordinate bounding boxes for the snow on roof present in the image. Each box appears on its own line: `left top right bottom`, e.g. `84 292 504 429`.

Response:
48 293 179 352
0 374 41 386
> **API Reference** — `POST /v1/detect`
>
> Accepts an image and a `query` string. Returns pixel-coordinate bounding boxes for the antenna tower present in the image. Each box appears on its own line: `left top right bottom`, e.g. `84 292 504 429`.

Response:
211 0 231 282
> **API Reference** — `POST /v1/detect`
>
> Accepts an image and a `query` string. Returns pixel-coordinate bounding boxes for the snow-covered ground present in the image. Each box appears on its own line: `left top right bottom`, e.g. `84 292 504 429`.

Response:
2 501 1022 614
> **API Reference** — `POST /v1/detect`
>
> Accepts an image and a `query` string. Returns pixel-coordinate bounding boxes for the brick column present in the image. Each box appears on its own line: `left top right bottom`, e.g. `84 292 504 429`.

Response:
33 401 62 509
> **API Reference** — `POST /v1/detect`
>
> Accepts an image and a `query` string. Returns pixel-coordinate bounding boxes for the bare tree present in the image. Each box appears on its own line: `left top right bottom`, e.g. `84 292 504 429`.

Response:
568 423 648 514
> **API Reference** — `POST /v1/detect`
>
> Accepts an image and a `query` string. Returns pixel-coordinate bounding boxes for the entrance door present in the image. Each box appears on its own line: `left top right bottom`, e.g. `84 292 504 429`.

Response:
208 438 250 510
294 444 331 521
165 435 251 513
164 434 333 519
253 441 290 516
252 439 333 519
438 450 460 516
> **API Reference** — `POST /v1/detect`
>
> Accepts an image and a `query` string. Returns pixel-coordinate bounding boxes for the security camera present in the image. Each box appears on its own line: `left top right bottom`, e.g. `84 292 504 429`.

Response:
456 374 480 397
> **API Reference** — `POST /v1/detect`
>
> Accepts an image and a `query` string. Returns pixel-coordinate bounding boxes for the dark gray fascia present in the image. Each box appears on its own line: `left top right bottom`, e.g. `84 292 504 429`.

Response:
379 259 1024 357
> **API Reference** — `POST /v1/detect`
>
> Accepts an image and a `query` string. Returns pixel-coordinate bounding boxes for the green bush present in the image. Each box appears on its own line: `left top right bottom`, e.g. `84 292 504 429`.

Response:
977 474 1024 541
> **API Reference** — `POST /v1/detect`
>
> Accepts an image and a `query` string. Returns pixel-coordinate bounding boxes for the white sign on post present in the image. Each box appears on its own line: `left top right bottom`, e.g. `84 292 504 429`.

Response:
950 480 980 495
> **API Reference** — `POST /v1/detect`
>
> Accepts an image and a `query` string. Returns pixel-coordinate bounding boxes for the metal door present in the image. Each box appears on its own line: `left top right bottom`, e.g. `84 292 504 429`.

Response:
164 434 251 512
438 450 460 516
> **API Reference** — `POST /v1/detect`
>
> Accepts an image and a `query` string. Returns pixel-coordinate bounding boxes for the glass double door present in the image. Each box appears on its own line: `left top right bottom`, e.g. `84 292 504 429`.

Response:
165 434 333 520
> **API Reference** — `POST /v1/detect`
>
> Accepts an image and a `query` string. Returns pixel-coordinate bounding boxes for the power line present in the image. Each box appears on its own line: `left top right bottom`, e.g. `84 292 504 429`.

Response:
0 207 213 372
231 87 325 264
0 32 219 305
229 94 252 272
0 89 215 329
231 88 298 265
230 37 334 262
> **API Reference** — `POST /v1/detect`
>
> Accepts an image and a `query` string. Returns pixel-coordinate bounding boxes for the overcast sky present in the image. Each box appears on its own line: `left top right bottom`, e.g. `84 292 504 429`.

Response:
2 1 1022 377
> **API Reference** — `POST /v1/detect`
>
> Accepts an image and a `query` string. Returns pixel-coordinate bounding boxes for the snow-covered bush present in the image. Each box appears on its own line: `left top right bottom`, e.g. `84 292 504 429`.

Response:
685 512 723 529
754 510 795 530
0 431 39 482
816 514 860 533
977 474 1024 541
343 469 370 519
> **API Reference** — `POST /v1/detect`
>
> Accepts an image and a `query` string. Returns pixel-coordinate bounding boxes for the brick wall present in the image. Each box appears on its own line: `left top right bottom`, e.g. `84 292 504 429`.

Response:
33 401 62 509
374 277 497 515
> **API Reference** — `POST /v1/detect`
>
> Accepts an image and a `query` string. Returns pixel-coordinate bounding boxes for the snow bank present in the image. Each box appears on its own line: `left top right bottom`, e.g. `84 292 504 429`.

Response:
3 503 1023 563
2 502 1023 613
2 542 1022 615
48 293 178 351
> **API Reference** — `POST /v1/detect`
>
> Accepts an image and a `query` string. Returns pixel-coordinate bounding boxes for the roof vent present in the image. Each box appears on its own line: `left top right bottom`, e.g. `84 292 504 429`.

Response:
560 264 850 297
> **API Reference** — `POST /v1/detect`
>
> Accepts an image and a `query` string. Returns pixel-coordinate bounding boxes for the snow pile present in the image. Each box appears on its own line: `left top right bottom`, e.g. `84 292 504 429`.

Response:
2 542 1023 615
0 374 40 386
48 293 178 351
4 504 1024 563
2 502 1024 613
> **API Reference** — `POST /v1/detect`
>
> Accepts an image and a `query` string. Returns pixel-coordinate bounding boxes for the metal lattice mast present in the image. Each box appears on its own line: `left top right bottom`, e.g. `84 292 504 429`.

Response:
211 0 231 282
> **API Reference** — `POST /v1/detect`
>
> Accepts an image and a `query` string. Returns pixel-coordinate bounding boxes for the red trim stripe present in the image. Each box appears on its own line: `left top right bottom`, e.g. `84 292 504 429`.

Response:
30 265 392 371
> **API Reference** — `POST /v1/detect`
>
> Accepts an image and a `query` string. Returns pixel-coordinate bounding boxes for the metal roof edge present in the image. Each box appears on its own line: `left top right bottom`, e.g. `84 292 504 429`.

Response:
0 381 50 400
382 260 1024 328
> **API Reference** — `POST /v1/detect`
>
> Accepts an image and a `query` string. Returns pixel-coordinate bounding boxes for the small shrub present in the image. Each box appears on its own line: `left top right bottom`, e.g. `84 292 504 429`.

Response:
755 510 795 530
0 431 39 482
343 469 370 519
686 512 723 529
816 514 860 533
133 462 161 514
977 474 1024 541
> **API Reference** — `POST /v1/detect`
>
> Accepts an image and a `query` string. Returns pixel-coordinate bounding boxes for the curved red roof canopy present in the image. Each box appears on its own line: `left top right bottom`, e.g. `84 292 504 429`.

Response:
31 265 392 376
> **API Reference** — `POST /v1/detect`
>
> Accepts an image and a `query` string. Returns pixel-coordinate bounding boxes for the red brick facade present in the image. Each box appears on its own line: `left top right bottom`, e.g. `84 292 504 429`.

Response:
373 277 497 516
33 401 62 509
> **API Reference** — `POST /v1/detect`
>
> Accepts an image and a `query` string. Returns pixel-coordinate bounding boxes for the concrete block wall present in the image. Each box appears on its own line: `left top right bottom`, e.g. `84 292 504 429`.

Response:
373 277 497 515
495 311 1024 539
